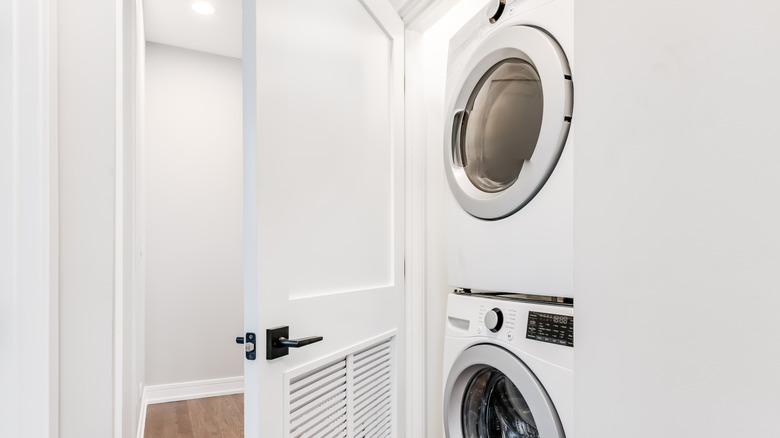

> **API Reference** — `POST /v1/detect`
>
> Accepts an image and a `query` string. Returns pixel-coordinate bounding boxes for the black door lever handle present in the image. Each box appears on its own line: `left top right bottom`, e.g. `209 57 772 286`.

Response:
266 326 324 360
275 336 323 348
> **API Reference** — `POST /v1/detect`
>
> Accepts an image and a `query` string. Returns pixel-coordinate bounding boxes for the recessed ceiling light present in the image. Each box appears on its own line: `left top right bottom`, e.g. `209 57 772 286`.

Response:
192 1 215 15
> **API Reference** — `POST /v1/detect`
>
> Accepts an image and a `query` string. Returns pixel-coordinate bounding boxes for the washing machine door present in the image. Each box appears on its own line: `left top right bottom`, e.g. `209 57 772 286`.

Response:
444 344 564 438
444 26 573 220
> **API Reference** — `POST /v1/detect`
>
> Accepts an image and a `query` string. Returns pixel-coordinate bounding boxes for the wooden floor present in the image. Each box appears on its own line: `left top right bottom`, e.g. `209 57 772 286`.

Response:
144 394 243 438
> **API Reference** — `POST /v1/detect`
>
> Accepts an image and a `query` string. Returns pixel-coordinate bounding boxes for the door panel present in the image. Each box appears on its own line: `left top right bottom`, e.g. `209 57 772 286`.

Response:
243 0 405 436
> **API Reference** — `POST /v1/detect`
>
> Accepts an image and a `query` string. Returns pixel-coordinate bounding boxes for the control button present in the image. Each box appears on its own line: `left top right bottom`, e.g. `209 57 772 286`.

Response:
484 308 503 332
507 332 513 341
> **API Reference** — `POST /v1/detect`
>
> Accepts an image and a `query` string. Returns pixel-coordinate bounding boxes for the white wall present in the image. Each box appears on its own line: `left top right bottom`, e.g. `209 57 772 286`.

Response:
574 0 780 436
409 2 489 437
58 0 117 436
144 43 243 387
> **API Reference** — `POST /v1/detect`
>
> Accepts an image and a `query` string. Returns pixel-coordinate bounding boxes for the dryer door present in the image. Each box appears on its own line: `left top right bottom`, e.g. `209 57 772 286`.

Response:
443 344 564 438
445 26 573 220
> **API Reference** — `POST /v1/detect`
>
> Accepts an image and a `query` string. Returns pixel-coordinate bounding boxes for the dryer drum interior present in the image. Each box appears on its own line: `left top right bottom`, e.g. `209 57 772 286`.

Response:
444 345 565 438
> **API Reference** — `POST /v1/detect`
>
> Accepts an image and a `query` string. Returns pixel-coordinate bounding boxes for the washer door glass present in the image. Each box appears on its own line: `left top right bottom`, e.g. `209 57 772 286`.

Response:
463 59 544 194
462 366 540 438
443 344 565 438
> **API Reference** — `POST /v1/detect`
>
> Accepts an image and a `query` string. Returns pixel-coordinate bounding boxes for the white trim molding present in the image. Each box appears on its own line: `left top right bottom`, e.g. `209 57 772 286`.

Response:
136 389 147 438
1 0 58 437
1 1 58 437
144 376 245 405
404 28 428 438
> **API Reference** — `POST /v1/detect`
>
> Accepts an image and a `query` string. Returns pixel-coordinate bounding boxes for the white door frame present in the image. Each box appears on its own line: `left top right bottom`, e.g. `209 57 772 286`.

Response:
1 0 59 437
404 27 428 438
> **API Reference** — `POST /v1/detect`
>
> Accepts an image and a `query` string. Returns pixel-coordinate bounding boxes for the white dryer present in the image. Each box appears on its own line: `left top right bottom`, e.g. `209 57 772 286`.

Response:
443 292 573 437
444 0 574 297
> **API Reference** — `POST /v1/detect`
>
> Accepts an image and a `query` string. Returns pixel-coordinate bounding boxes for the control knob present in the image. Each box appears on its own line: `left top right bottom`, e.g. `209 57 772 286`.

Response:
484 308 503 332
486 0 506 23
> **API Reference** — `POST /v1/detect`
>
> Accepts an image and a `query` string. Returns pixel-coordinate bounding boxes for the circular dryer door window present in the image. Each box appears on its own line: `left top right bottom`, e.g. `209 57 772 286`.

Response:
443 345 564 438
462 59 544 194
445 26 573 220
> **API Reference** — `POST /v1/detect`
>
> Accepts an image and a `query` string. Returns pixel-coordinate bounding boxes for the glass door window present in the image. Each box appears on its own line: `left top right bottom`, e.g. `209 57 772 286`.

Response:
462 366 540 438
463 60 544 194
443 344 565 438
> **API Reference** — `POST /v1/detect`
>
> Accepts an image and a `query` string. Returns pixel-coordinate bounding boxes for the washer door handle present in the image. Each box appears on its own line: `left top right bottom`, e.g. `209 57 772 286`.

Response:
452 109 469 168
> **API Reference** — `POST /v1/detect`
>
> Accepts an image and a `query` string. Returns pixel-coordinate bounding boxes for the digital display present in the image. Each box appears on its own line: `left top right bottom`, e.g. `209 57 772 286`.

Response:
526 311 574 347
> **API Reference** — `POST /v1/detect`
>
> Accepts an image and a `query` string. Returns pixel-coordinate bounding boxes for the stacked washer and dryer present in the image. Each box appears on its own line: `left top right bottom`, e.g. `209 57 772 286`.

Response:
441 0 574 436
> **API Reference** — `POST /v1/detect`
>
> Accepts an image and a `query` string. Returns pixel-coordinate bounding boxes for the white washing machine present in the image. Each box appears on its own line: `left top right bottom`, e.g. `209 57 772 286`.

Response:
443 292 573 437
444 0 574 297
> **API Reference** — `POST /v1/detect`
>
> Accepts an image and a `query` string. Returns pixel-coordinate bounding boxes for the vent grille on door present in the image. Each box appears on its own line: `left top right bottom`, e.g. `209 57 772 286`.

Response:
286 337 395 438
290 360 349 437
352 341 392 437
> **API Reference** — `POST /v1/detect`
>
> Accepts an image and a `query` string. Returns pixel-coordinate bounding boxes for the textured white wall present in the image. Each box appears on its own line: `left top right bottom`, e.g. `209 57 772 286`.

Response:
144 43 243 386
574 0 780 436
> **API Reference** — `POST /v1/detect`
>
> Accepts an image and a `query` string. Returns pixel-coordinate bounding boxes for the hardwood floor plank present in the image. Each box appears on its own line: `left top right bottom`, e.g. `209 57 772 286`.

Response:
231 393 244 412
187 397 224 437
217 395 243 438
145 402 179 438
174 400 195 437
145 394 244 438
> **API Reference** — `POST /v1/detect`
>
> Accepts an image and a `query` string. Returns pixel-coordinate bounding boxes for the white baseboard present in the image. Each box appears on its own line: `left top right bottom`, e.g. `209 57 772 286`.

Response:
145 376 244 405
135 376 244 438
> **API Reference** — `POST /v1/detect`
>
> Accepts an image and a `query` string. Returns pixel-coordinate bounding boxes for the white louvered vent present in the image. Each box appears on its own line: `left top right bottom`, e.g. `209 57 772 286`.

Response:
289 359 349 438
286 337 395 438
352 340 393 438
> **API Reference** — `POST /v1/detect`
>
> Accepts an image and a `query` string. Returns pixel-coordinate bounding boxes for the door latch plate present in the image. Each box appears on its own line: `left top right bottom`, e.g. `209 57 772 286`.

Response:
244 333 256 360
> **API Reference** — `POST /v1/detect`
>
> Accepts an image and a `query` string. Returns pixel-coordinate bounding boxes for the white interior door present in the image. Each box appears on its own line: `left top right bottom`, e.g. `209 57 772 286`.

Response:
242 0 405 437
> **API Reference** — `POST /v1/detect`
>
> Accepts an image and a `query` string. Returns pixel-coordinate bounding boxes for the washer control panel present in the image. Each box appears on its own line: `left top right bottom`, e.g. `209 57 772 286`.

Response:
526 311 574 347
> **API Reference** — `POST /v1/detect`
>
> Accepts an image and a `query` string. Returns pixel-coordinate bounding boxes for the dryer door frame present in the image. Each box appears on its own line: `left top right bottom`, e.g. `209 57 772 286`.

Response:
444 25 573 220
443 344 565 438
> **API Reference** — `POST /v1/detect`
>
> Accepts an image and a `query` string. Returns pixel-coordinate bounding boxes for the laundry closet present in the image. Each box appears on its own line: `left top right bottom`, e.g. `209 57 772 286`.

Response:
26 0 780 437
413 0 780 436
141 0 780 436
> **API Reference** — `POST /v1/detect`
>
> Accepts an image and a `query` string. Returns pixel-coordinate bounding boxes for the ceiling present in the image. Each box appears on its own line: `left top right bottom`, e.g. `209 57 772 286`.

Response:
144 0 243 59
143 0 441 59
